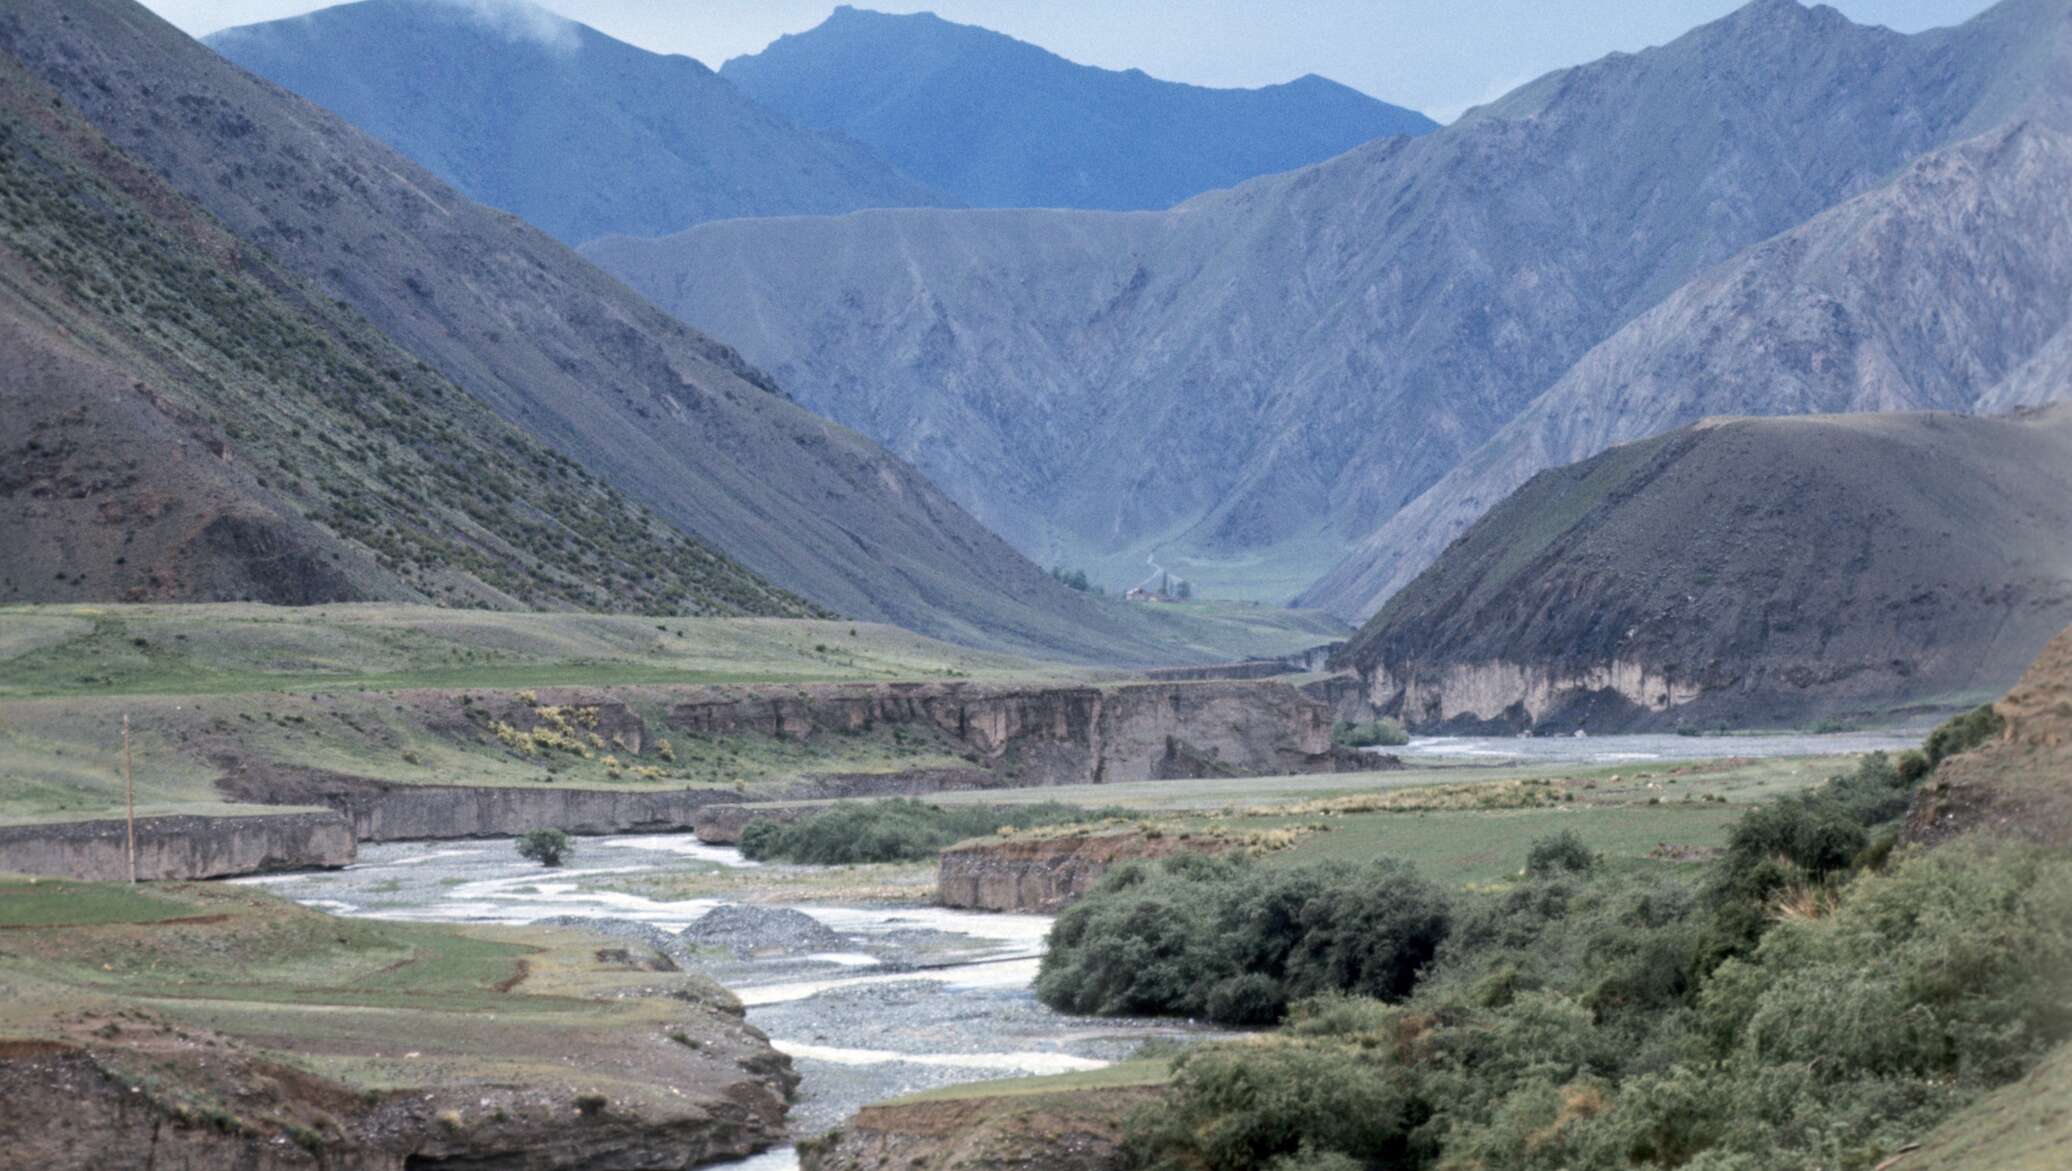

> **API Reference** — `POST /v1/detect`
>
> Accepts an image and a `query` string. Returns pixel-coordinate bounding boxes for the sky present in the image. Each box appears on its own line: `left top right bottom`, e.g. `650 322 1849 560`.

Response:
142 0 2002 121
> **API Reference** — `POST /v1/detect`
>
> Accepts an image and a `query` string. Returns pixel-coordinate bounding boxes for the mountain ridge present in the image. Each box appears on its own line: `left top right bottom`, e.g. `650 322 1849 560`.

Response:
719 4 1435 213
1299 112 2072 619
205 0 952 245
591 0 2065 601
0 0 1227 663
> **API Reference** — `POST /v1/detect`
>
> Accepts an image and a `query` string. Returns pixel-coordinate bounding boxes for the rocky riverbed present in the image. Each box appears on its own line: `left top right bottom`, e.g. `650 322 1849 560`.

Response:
243 833 1211 1166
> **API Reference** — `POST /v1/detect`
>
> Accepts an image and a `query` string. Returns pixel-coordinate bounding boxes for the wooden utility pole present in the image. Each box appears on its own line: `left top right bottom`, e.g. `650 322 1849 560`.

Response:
123 713 136 884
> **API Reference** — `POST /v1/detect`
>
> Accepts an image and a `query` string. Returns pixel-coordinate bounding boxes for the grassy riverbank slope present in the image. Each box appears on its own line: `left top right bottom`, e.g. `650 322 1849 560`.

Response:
0 879 793 1167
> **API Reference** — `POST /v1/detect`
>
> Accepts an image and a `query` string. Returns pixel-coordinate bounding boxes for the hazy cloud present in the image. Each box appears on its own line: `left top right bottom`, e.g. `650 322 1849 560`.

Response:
429 0 580 52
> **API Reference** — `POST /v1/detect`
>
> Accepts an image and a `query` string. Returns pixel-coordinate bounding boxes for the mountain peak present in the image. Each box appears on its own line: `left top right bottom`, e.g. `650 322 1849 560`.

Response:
205 0 949 243
721 14 1434 211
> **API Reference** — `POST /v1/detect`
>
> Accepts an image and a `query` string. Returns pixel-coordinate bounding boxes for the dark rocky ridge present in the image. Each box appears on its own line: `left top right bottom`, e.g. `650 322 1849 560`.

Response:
206 0 952 245
589 0 2072 600
0 0 1201 662
1339 408 2072 733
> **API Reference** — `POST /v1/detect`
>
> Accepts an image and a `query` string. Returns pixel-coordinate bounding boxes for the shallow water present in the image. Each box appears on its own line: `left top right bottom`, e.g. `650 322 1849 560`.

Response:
1398 726 1923 766
252 834 1197 1162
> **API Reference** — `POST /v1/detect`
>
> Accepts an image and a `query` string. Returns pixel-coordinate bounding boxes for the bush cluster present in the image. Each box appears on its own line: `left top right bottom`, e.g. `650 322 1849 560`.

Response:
1037 855 1452 1025
1099 715 2071 1170
1333 718 1410 749
737 799 1128 864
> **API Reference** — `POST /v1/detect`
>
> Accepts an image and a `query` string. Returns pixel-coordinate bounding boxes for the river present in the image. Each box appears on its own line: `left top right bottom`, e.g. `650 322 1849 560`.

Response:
238 833 1206 1169
237 730 1916 1165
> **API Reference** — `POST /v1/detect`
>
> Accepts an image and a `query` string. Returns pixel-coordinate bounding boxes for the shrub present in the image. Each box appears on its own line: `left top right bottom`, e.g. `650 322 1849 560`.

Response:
515 828 572 868
1128 1043 1428 1171
1036 855 1450 1024
1333 718 1410 749
1922 703 2004 767
1525 830 1596 876
737 799 1128 865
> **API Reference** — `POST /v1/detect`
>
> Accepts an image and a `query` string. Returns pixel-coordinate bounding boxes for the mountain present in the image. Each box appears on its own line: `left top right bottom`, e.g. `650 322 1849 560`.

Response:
0 0 1208 662
1335 407 2072 733
719 5 1435 212
0 51 807 616
1301 115 2072 619
203 0 949 246
590 0 2067 603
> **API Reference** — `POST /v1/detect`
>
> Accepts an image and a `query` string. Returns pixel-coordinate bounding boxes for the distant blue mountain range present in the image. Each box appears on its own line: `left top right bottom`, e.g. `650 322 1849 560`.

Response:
721 5 1438 212
207 0 952 244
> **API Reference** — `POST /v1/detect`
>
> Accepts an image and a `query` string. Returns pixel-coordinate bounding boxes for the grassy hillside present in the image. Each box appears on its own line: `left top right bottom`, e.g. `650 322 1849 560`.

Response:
1341 408 2072 730
0 52 809 618
0 0 1274 664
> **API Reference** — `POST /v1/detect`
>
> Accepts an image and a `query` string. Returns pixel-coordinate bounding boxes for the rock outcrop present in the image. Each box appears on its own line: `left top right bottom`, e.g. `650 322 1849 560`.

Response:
214 762 739 844
937 831 1227 913
666 679 1339 785
0 812 353 882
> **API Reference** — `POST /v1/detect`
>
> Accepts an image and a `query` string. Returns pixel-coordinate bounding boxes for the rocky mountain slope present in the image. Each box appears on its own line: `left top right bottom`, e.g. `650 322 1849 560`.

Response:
0 52 807 616
591 0 2069 600
1336 407 2072 733
205 0 950 246
1303 116 2072 619
0 0 1213 662
720 5 1434 214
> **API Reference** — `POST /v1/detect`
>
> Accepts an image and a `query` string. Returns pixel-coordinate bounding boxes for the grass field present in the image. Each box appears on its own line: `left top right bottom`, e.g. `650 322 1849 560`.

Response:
0 604 1082 699
911 755 1861 884
0 879 770 1116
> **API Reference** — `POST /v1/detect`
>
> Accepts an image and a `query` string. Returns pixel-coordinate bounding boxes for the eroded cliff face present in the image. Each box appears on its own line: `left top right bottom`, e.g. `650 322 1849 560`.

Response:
0 678 1338 882
0 812 354 882
215 761 739 844
665 679 1337 784
1367 658 1705 733
937 831 1224 913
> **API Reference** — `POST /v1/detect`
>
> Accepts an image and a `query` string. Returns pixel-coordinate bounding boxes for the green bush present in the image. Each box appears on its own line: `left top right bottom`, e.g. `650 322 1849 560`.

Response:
1923 703 2005 767
1127 1043 1428 1171
515 828 571 868
1036 855 1450 1024
1333 718 1410 749
737 799 1127 864
1525 830 1597 876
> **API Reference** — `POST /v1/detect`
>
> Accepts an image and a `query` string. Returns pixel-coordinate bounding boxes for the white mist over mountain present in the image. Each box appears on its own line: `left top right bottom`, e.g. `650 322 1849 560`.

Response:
144 0 1998 123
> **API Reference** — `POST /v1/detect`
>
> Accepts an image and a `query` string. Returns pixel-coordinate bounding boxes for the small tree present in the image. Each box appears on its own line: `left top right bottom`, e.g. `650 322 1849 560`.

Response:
517 828 572 868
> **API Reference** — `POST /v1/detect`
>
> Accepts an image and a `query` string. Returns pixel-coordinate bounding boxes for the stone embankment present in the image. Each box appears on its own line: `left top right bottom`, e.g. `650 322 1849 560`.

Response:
937 831 1229 913
0 811 353 881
